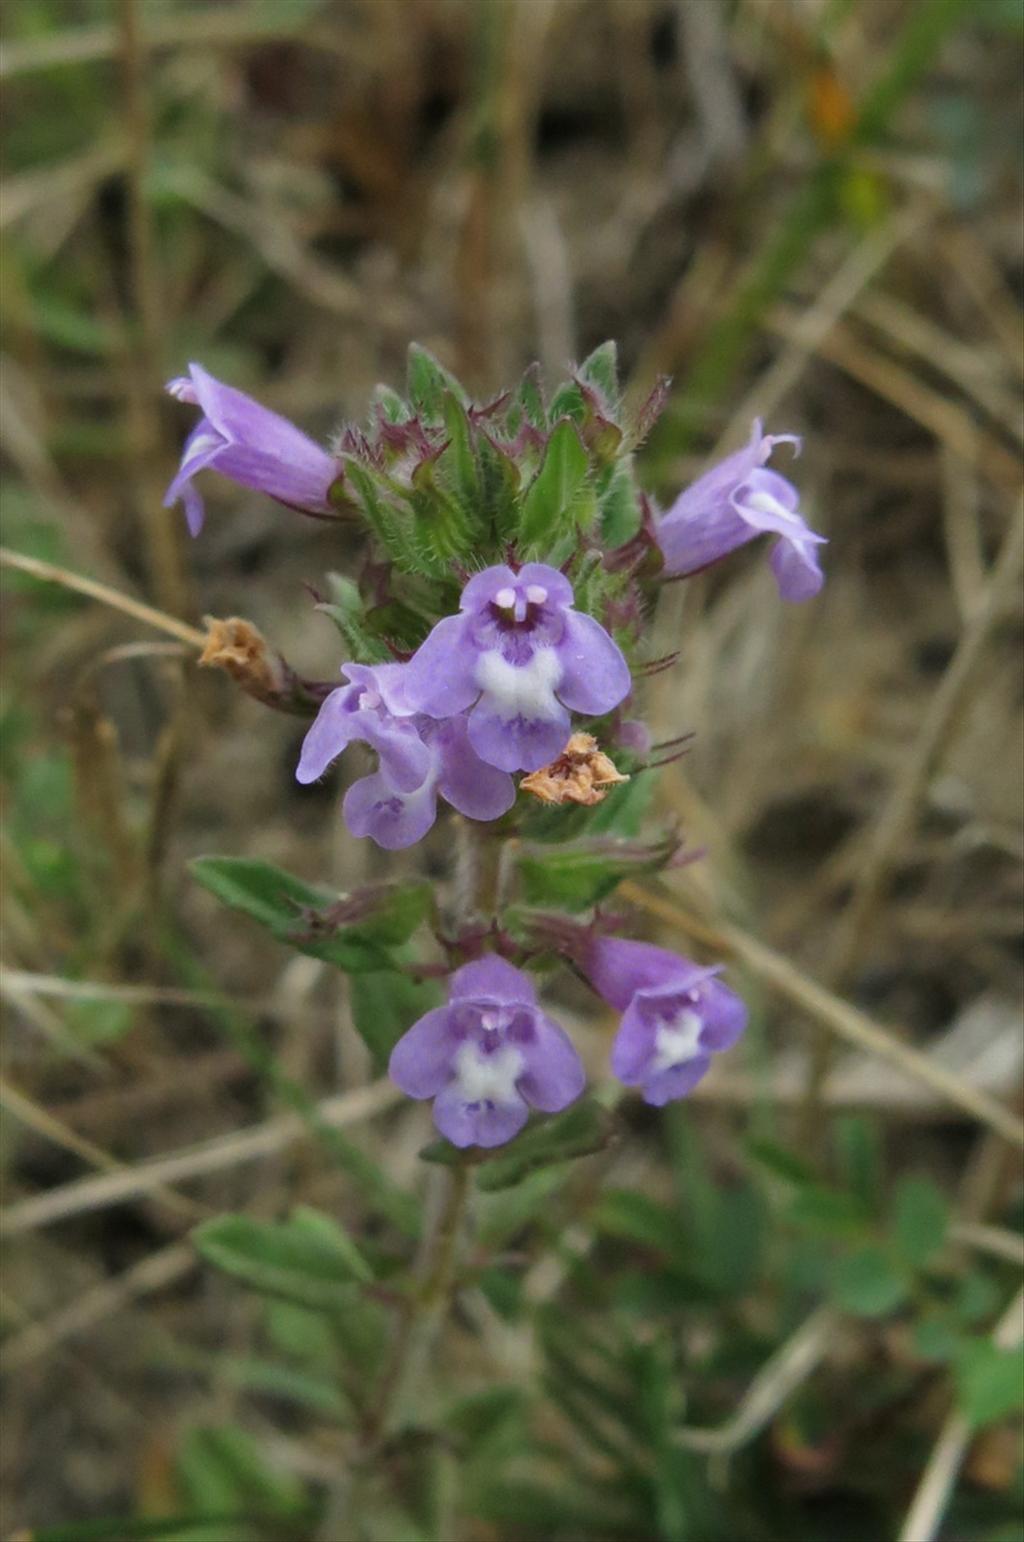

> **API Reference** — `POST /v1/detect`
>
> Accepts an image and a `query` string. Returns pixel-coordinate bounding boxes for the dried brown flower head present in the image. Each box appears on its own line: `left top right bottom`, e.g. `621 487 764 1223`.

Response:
199 616 284 701
520 732 630 807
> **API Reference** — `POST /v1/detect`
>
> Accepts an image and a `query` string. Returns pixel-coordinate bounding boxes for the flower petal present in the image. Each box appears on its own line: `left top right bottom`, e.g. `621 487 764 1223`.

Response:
556 611 632 716
432 1082 529 1148
585 937 700 1012
698 978 748 1051
166 364 337 516
342 771 438 850
769 536 825 602
402 614 480 718
296 686 364 783
162 419 228 535
468 699 569 773
609 996 659 1083
516 1012 586 1112
642 1055 712 1106
450 956 536 1005
389 1007 460 1097
435 717 516 822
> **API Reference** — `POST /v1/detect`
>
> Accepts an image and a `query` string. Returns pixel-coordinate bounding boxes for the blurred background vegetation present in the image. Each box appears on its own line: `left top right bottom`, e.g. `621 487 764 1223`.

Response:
1 0 1022 1539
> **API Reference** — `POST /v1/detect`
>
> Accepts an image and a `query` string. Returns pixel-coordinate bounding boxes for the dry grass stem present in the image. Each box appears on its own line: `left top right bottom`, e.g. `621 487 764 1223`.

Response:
0 547 206 647
1 1080 401 1236
675 1306 839 1457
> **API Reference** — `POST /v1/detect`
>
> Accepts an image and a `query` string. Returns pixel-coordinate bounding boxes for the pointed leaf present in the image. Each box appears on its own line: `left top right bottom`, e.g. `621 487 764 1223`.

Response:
518 833 678 912
193 1209 372 1312
890 1174 950 1267
190 858 429 972
406 343 468 421
518 418 592 553
831 1245 909 1317
577 340 619 404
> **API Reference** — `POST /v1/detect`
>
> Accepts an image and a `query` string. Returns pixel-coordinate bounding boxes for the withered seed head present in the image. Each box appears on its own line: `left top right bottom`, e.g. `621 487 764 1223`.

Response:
520 732 630 807
199 616 284 699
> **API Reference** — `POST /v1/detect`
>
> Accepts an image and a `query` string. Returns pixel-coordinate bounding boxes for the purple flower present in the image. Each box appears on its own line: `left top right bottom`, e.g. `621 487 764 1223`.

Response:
583 937 747 1105
164 364 338 535
401 564 632 773
389 956 586 1147
296 662 515 850
656 421 825 601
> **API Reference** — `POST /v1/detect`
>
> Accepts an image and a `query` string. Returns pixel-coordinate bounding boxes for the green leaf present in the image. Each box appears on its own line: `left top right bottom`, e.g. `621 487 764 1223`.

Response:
594 1189 687 1266
586 772 654 836
890 1175 950 1267
547 380 588 425
789 1184 872 1237
439 391 479 505
342 457 441 577
955 1270 1001 1325
954 1339 1024 1430
192 1208 372 1311
913 1316 963 1363
518 832 677 912
515 363 547 428
746 1138 817 1187
406 343 467 421
833 1115 883 1210
314 571 392 663
577 340 619 403
371 383 412 423
472 1099 614 1191
218 1356 350 1418
832 1246 909 1317
264 1300 337 1365
177 1425 307 1521
190 858 429 972
518 417 592 553
349 970 442 1070
597 458 642 547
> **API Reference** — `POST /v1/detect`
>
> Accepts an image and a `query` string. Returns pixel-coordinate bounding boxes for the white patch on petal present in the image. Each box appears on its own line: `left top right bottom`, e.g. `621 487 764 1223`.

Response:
525 584 548 605
494 587 516 609
650 1008 704 1073
745 488 800 526
181 428 226 472
475 646 562 723
454 1041 524 1103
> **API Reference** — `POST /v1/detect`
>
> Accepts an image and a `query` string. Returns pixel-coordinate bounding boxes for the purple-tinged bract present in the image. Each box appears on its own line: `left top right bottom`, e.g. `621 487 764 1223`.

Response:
656 420 825 601
583 936 747 1105
401 563 632 773
389 956 586 1147
164 363 338 535
296 663 514 850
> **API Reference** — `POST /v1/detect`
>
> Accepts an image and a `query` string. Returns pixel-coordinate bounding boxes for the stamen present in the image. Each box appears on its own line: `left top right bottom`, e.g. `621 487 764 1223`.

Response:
357 688 382 711
494 587 517 610
525 584 548 606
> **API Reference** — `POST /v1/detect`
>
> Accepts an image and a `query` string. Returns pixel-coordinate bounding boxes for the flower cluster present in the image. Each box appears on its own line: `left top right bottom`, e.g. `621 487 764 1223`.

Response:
169 346 813 1150
296 662 516 849
295 563 631 846
388 940 747 1146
